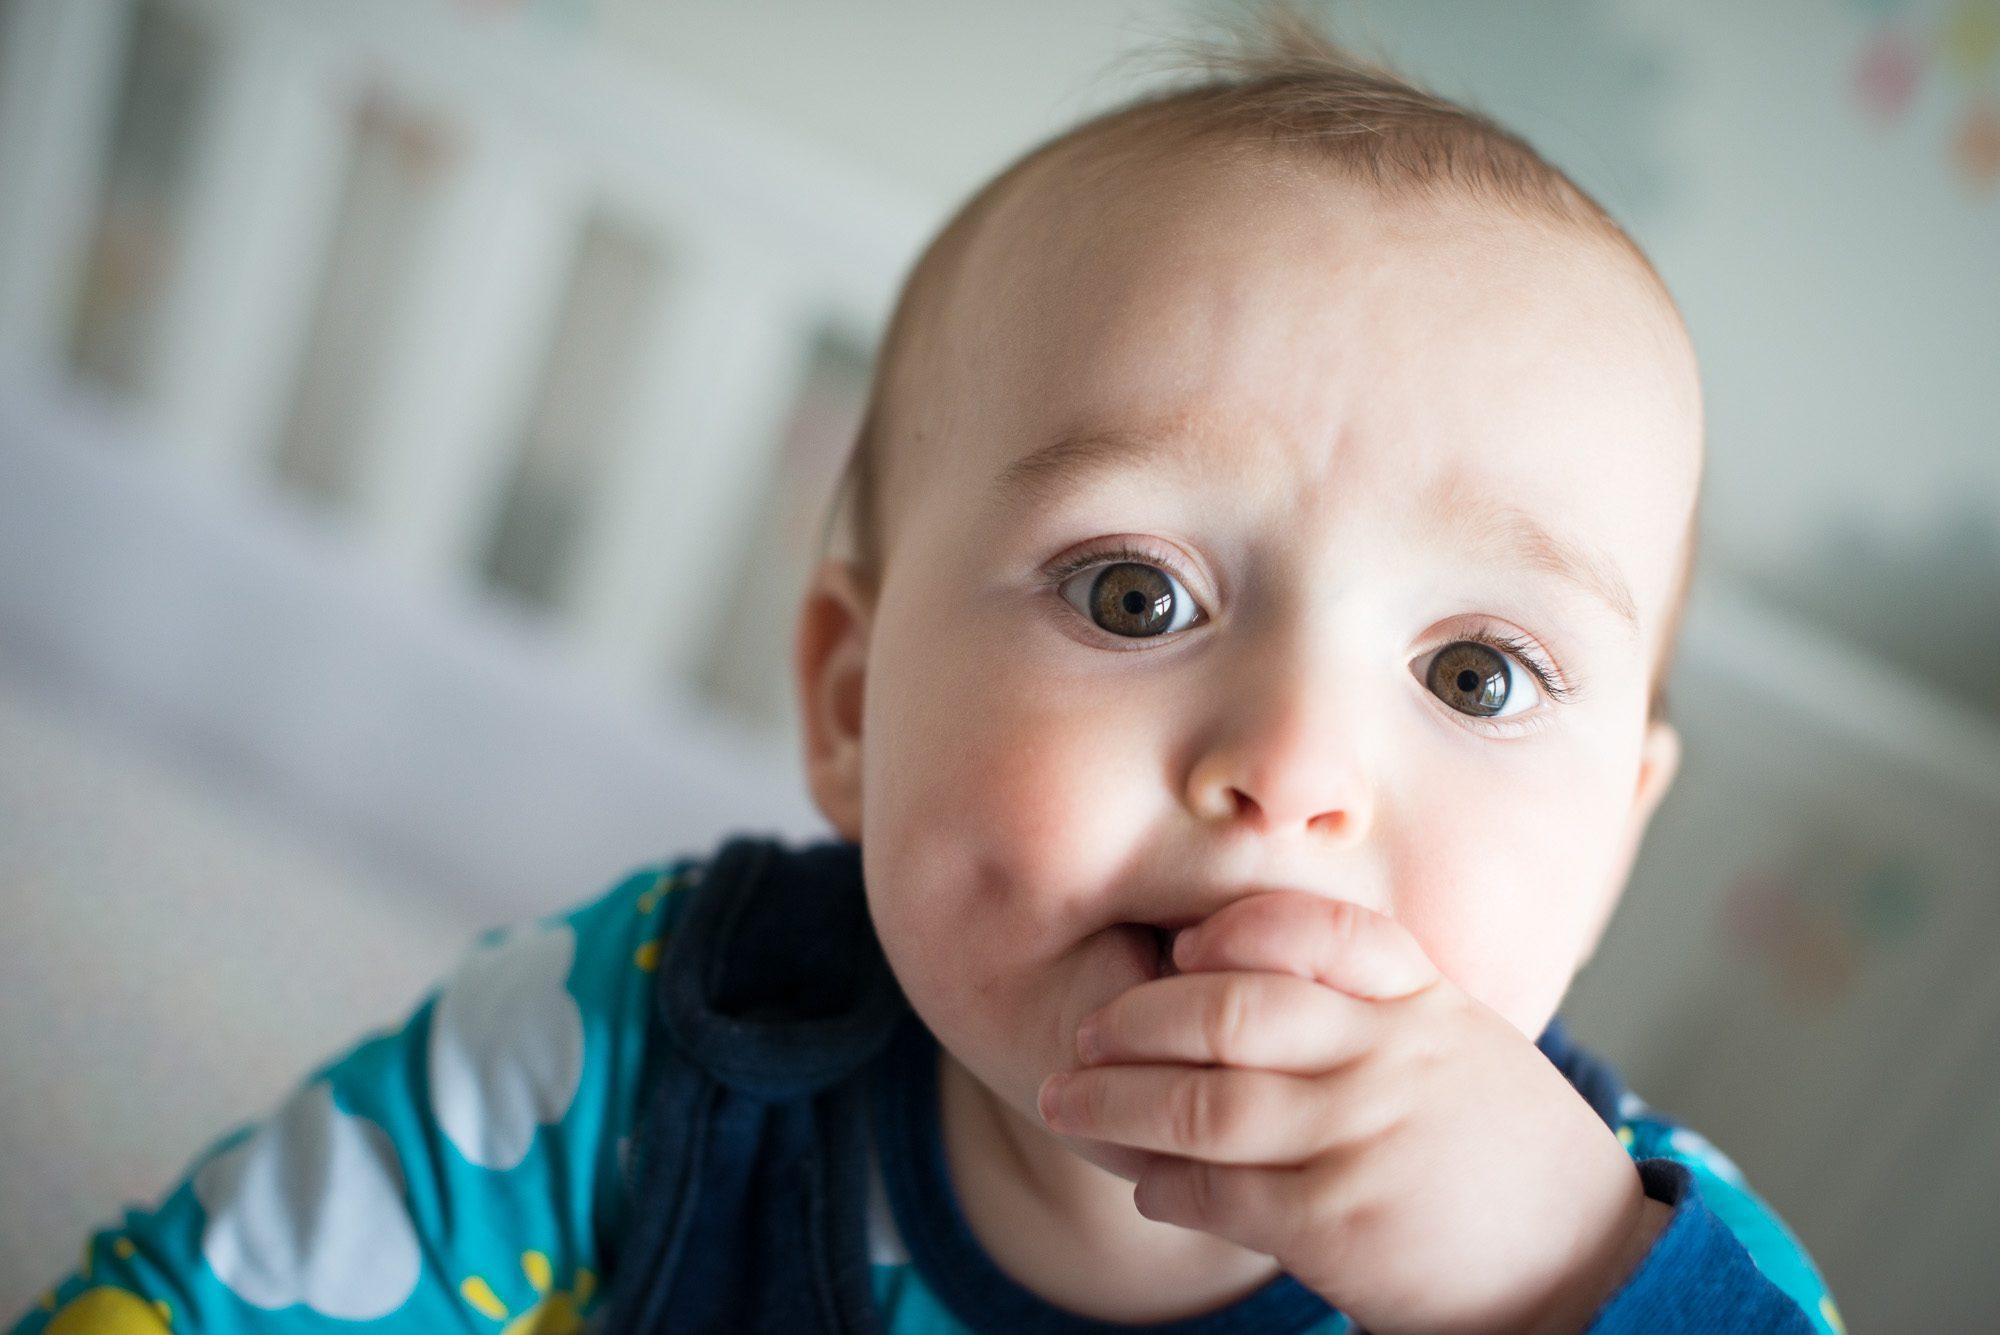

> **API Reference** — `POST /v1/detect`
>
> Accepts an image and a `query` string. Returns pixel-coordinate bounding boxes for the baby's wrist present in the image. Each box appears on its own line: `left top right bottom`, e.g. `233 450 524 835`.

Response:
1513 1192 1674 1335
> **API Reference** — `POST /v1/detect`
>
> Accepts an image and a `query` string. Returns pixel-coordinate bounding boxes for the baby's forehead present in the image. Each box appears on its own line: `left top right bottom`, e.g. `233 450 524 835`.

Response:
952 182 1685 572
871 134 1697 589
945 140 1681 390
970 131 1584 286
961 172 1687 447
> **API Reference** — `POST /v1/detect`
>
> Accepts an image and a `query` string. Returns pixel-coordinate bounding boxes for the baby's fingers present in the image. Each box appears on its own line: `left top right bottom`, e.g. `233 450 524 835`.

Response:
1078 972 1375 1072
1131 1155 1340 1278
1177 891 1440 1001
1039 1064 1357 1164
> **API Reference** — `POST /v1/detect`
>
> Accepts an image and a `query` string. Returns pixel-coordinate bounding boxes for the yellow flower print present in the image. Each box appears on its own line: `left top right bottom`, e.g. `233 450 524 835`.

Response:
634 865 695 968
43 1288 172 1334
460 1251 598 1334
637 874 672 915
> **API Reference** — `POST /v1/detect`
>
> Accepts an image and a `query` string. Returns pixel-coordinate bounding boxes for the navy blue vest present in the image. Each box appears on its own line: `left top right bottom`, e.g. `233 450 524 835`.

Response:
599 836 904 1333
597 835 1632 1335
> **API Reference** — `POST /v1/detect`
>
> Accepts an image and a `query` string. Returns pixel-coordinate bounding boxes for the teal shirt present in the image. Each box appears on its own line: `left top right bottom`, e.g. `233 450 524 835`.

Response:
11 857 1845 1334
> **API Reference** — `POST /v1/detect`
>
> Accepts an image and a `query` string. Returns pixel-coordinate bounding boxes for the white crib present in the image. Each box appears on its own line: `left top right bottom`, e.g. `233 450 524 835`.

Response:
1 1 1996 1329
0 0 929 725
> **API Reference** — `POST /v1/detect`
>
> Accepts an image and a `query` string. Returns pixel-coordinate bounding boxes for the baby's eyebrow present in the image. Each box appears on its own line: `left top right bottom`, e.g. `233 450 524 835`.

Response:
990 432 1641 640
989 429 1194 511
1418 473 1640 639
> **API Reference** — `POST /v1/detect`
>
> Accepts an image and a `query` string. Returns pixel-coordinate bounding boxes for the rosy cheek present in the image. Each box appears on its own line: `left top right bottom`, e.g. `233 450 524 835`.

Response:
1409 815 1631 1032
874 622 1144 866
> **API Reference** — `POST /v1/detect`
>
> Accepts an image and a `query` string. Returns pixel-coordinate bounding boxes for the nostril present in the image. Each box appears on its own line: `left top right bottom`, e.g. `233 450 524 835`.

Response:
1306 809 1348 835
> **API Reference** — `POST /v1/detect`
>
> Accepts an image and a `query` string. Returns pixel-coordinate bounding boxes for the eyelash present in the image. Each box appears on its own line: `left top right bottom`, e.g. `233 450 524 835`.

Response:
1042 541 1577 706
1453 627 1574 703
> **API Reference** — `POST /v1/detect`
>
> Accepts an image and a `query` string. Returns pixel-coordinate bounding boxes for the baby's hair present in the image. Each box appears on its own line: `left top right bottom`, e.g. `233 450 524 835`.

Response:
815 1 1696 722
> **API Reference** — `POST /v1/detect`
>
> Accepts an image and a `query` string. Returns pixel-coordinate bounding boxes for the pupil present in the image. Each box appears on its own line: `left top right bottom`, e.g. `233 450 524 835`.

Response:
1457 668 1479 693
1088 563 1175 637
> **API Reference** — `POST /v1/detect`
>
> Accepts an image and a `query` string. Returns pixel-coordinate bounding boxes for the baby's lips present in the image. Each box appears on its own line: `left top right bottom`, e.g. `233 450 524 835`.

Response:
1117 888 1325 979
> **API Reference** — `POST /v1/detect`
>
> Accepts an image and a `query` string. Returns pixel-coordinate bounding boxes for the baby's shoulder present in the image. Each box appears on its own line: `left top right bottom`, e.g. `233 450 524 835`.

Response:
1610 1090 1844 1334
549 855 705 980
1540 1020 1842 1331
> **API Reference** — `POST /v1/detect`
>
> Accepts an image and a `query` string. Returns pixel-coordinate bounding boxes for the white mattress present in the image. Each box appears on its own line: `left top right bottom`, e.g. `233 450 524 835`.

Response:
0 673 476 1313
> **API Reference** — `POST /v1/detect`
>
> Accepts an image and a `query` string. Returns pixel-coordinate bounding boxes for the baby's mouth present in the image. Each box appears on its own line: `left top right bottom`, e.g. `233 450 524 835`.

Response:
1110 922 1184 982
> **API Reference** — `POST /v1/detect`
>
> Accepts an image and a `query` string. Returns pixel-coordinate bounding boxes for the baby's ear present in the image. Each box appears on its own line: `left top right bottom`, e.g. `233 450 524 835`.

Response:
793 560 874 841
1611 719 1682 892
1630 718 1682 832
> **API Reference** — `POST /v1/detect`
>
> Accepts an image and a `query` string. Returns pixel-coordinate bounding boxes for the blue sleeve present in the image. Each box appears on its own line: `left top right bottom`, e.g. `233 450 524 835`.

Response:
9 860 700 1333
1582 1100 1846 1335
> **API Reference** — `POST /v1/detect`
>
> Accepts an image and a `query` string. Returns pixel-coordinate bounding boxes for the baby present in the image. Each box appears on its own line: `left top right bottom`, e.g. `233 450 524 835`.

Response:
16 13 1840 1335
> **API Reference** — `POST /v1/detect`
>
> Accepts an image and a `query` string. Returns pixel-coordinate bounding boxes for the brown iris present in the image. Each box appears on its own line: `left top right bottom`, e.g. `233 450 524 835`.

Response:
1427 640 1512 717
1087 563 1178 637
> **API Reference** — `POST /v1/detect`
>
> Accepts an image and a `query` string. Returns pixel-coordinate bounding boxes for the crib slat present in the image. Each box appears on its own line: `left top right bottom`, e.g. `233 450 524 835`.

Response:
561 243 813 693
346 129 580 588
0 0 136 379
149 5 350 480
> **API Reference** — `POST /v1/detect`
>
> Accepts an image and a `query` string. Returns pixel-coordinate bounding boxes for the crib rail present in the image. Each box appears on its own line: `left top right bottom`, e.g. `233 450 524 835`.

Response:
0 0 926 719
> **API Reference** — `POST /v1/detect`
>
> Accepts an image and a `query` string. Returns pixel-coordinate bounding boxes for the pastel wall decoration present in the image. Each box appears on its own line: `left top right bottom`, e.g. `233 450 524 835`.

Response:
1855 28 1926 121
1953 97 2000 183
1719 837 1931 1011
1850 0 2000 190
1941 0 2000 78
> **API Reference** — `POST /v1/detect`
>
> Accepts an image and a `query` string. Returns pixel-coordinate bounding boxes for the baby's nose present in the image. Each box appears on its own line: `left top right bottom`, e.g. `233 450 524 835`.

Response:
1184 744 1372 839
1180 631 1379 839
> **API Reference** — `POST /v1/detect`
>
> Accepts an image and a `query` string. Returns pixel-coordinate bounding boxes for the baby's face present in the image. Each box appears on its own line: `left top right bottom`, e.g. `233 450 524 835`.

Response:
800 149 1700 1179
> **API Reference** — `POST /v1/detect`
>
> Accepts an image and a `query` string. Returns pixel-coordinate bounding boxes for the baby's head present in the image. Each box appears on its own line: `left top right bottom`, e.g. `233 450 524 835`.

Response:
795 14 1700 1178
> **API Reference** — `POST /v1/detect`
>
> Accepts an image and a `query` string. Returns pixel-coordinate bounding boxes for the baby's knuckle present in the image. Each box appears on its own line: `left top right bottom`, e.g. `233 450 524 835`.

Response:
1204 982 1256 1061
1332 1080 1401 1149
1168 1072 1227 1149
1301 1160 1368 1258
1063 1072 1102 1129
1370 1071 1421 1139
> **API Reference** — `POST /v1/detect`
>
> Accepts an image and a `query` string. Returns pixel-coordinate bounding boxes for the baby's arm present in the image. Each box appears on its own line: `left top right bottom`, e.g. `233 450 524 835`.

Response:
9 861 694 1333
1576 1101 1844 1335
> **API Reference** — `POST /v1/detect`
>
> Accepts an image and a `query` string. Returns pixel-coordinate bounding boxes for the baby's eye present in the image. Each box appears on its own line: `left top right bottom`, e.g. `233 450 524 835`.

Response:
1058 561 1203 638
1422 640 1543 719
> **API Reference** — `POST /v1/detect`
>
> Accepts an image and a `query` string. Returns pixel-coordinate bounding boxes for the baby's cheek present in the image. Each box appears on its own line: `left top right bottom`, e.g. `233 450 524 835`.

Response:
1392 786 1626 1035
874 640 1145 882
859 643 1159 1081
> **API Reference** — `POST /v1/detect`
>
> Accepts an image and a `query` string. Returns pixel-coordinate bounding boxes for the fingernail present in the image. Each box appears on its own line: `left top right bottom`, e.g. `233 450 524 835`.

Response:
1039 1073 1069 1127
1076 1019 1101 1064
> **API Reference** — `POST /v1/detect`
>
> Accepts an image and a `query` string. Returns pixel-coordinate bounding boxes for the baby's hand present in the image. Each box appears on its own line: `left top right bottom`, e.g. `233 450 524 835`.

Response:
1037 892 1672 1335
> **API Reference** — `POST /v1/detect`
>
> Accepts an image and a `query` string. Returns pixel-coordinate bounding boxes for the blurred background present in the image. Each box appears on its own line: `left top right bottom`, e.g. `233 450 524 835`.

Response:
1 0 1995 1326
